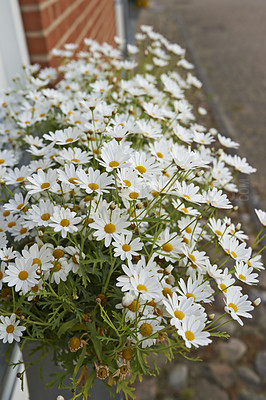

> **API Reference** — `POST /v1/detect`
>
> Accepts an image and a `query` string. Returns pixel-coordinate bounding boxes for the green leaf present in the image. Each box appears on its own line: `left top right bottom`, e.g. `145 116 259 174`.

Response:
58 318 78 337
74 345 87 378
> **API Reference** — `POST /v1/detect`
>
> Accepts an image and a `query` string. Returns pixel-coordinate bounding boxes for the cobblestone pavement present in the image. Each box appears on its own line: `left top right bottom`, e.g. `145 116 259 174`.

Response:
133 0 266 210
132 1 266 399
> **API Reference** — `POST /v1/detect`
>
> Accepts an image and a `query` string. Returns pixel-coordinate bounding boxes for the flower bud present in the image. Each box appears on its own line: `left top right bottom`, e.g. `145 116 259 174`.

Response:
207 313 215 321
233 205 238 211
252 298 261 307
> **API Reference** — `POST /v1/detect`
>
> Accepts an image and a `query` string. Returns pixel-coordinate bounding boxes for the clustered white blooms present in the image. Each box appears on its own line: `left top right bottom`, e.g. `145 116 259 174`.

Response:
0 24 264 395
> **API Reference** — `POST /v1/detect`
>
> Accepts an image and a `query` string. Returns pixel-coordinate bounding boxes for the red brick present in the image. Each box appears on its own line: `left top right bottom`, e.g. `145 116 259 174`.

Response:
26 36 47 54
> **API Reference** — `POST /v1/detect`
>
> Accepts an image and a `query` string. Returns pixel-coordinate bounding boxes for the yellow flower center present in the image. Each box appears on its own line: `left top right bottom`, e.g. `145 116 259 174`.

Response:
238 274 246 281
6 325 14 334
129 192 139 199
186 292 195 301
137 284 147 292
135 165 146 174
123 179 131 187
156 152 163 158
228 302 238 313
162 243 173 252
88 183 99 191
162 287 173 298
69 336 81 350
32 258 41 267
31 284 39 293
20 228 27 235
41 213 51 221
104 223 116 234
139 323 153 337
0 159 5 164
109 161 119 168
72 254 79 264
16 177 24 182
185 330 195 341
174 310 185 320
185 227 192 234
17 203 24 210
53 249 64 259
220 283 227 293
3 211 10 217
183 194 191 200
188 254 196 262
215 229 222 236
60 219 70 227
8 221 16 228
18 271 29 281
0 271 3 280
122 348 133 360
52 262 61 272
128 300 140 312
122 244 131 252
71 158 80 163
68 178 78 184
181 207 189 213
231 251 237 259
41 182 50 190
66 138 74 143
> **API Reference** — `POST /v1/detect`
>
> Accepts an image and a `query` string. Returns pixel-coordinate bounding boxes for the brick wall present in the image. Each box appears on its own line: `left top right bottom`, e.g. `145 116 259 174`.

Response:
18 0 117 66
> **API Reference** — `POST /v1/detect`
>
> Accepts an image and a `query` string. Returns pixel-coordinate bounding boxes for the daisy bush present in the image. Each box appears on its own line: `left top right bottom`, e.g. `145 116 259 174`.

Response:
0 25 265 399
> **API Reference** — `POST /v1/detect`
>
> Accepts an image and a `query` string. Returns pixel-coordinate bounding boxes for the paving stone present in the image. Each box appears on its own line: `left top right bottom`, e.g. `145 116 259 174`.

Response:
191 379 229 400
237 366 261 386
239 390 266 400
255 351 266 379
133 377 157 400
168 364 188 390
217 338 247 363
208 362 236 389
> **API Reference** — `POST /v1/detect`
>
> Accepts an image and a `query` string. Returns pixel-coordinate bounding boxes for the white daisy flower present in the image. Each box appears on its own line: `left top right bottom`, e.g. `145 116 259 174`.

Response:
99 139 131 172
178 314 211 348
174 181 205 204
224 286 254 326
77 167 113 195
3 257 39 295
235 261 259 285
163 293 195 329
219 236 251 262
57 163 80 188
26 169 58 195
4 166 31 185
3 193 29 214
112 233 143 261
44 126 81 145
154 227 183 261
136 317 164 348
217 133 239 149
0 263 6 290
55 147 91 165
176 277 213 304
254 209 266 228
22 243 53 271
24 199 54 228
90 206 130 247
0 314 26 343
50 206 82 238
205 187 232 209
50 258 71 284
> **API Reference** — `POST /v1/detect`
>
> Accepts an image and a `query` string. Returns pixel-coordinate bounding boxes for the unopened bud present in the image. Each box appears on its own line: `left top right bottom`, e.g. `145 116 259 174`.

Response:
36 269 42 276
136 202 143 209
196 170 204 177
217 149 223 156
17 372 22 378
226 221 231 227
103 118 108 124
57 396 65 400
20 315 25 321
252 298 261 307
233 205 238 211
211 147 215 153
208 313 215 321
236 223 241 231
109 202 116 210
